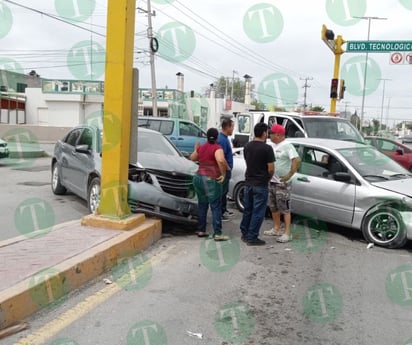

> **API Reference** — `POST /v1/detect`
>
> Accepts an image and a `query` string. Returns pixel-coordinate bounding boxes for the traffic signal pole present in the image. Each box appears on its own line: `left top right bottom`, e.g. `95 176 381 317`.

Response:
321 25 346 113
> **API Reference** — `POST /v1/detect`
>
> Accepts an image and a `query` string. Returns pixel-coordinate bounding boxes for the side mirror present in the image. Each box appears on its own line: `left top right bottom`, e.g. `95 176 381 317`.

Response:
396 148 404 155
75 144 90 154
333 172 351 182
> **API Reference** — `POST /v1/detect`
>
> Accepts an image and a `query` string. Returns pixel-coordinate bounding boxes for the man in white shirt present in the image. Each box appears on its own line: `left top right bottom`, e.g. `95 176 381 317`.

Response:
264 124 300 243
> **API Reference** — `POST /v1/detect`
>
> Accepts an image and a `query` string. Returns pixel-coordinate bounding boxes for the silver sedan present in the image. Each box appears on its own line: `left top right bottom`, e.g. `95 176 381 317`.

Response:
228 138 412 249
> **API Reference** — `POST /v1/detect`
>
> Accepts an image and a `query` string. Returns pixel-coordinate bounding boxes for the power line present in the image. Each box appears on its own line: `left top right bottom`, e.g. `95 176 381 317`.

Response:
4 0 106 37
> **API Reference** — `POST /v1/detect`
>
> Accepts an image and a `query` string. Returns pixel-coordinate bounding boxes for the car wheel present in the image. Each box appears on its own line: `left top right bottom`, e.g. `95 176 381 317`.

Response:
88 177 100 214
51 163 67 195
361 207 407 249
233 182 245 212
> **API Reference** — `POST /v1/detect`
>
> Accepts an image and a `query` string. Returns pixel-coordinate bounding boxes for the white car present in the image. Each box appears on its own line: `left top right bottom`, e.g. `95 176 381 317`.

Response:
0 138 9 159
228 138 412 249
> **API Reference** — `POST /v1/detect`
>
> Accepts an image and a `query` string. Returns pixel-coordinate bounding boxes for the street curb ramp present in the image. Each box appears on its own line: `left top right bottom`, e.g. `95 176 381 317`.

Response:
0 218 162 330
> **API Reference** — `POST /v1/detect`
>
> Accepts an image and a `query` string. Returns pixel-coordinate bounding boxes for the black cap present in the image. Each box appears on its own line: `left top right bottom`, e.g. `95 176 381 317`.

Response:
207 128 219 143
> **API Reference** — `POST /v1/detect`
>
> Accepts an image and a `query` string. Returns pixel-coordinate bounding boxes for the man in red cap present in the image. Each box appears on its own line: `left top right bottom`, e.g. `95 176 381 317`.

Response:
265 124 300 243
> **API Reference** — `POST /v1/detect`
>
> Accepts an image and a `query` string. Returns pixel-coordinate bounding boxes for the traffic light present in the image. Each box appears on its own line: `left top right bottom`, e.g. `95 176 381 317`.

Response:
335 35 346 54
339 80 345 99
330 78 338 98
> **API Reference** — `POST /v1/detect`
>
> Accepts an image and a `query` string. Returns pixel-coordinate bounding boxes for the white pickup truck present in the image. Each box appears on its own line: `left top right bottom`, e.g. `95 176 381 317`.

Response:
230 111 364 147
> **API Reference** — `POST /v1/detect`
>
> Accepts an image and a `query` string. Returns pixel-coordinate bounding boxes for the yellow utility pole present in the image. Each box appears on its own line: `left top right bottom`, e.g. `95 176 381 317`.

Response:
321 25 346 113
98 0 136 219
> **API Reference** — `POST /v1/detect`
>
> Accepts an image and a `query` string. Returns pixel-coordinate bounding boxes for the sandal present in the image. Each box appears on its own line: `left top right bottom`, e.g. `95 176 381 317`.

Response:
197 231 209 238
277 234 292 243
214 234 229 241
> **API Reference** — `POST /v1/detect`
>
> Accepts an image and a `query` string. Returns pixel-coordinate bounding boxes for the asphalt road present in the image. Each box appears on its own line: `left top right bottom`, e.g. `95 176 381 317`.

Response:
2 149 412 344
0 151 89 242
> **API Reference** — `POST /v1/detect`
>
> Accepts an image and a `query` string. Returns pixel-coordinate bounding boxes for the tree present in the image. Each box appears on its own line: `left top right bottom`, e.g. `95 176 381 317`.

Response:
310 106 325 112
208 76 256 103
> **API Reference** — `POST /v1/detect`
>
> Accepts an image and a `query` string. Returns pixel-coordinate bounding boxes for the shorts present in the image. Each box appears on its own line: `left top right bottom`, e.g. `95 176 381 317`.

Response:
268 182 291 213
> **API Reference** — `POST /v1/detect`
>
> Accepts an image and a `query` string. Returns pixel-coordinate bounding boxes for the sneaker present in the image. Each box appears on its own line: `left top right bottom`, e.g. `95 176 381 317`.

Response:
246 238 266 246
214 234 229 241
223 210 235 217
263 228 283 236
277 234 292 243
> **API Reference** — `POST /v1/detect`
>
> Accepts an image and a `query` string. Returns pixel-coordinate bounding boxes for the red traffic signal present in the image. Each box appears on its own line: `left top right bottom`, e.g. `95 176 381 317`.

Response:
330 78 338 98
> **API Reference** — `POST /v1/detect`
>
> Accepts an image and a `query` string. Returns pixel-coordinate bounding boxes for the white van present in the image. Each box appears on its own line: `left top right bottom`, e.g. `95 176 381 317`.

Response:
231 111 364 147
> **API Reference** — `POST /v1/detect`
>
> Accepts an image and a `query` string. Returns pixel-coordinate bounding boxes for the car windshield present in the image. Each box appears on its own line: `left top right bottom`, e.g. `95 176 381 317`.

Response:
303 118 364 143
338 146 411 180
138 130 181 156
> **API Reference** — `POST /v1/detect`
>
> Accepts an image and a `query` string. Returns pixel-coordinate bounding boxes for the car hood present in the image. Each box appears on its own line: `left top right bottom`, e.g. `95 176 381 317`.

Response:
372 178 412 197
137 152 197 175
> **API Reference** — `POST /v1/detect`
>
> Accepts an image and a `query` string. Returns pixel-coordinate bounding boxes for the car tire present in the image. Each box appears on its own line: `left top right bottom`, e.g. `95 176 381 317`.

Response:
361 207 407 249
51 162 67 195
88 177 100 214
233 182 245 212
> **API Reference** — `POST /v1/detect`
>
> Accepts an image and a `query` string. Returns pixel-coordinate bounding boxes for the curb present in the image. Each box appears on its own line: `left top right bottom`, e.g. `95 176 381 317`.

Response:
0 218 162 330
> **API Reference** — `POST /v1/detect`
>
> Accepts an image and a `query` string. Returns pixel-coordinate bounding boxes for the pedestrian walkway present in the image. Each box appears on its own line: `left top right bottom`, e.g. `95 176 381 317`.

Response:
0 216 161 331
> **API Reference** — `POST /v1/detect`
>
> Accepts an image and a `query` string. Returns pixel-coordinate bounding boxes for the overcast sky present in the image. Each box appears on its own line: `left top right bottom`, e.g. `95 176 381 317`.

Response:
1 0 412 125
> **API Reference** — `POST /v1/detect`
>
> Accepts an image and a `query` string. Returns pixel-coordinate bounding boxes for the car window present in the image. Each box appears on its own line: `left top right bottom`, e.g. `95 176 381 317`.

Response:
296 146 347 179
339 146 409 179
78 128 93 149
237 114 251 134
138 130 180 156
303 118 364 143
377 139 397 151
144 119 174 135
179 122 205 137
64 128 82 146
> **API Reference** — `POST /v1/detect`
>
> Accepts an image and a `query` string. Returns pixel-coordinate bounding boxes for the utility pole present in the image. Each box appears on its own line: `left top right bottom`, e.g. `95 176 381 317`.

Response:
352 16 387 130
378 78 391 133
231 70 238 102
139 0 158 116
300 77 313 111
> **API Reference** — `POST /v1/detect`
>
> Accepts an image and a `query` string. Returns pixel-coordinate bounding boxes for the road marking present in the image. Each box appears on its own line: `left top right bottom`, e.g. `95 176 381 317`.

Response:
13 244 176 345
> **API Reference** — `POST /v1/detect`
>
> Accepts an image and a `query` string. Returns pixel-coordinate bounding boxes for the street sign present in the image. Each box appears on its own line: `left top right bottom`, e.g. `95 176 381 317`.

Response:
389 52 412 65
346 40 412 53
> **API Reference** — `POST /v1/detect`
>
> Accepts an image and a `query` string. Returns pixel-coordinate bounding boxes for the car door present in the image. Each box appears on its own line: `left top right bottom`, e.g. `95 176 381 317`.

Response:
291 145 356 226
62 127 95 198
377 138 410 169
176 120 207 152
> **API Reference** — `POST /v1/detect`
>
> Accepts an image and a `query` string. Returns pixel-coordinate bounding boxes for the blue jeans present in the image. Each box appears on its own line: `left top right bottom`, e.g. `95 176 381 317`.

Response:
240 185 268 241
193 174 223 235
221 170 231 213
